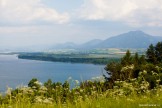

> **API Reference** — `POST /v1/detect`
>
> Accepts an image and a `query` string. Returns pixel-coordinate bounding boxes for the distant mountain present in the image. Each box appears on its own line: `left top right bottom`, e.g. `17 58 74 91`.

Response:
49 40 103 50
79 39 103 49
86 31 162 48
99 31 162 48
49 31 162 50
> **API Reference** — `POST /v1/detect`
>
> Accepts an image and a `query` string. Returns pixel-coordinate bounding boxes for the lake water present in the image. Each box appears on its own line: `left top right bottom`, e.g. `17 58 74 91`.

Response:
0 54 106 92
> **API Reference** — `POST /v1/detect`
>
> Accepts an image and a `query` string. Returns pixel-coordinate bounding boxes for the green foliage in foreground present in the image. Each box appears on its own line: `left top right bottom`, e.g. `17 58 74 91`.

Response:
0 70 162 108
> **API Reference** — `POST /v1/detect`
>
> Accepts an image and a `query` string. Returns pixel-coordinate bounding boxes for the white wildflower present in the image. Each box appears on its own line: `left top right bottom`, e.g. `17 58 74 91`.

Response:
35 96 43 103
43 98 53 104
6 87 12 96
34 81 42 86
143 70 147 75
156 79 161 83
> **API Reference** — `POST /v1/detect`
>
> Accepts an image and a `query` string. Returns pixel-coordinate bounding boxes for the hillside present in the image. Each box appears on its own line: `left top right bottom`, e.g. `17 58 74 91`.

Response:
95 30 162 48
55 30 162 49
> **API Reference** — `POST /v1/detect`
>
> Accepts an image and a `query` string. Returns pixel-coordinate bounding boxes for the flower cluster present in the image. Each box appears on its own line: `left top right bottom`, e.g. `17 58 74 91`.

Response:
121 64 134 72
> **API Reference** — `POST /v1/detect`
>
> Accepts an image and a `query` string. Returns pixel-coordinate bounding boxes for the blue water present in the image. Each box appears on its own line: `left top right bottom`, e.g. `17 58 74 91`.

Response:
0 54 106 92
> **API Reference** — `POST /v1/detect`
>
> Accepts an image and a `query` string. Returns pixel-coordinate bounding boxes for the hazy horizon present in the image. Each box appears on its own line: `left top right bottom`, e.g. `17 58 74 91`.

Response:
1 0 162 48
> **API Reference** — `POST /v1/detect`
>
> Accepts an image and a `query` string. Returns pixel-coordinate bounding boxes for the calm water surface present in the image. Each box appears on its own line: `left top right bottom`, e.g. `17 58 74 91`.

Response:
0 54 105 92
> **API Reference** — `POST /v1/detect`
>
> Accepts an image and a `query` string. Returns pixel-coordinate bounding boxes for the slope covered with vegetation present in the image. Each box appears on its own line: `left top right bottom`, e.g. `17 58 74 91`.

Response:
0 42 162 108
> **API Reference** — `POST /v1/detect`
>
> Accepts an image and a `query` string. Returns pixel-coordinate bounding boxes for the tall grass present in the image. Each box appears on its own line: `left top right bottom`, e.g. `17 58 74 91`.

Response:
0 89 161 108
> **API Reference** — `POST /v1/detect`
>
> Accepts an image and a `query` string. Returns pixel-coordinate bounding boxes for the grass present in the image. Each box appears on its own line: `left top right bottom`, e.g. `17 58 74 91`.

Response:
0 89 161 108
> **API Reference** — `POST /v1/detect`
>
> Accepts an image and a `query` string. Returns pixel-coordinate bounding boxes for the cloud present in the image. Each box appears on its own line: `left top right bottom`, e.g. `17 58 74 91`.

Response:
0 0 70 25
79 0 162 27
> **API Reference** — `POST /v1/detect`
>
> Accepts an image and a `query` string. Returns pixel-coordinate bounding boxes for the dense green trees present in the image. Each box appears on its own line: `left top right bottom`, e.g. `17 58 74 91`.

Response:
146 42 162 64
105 42 162 89
155 42 162 63
121 50 132 65
105 50 146 82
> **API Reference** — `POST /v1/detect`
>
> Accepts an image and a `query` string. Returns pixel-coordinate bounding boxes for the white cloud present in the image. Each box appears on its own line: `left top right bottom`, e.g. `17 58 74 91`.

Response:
0 0 70 25
79 0 162 27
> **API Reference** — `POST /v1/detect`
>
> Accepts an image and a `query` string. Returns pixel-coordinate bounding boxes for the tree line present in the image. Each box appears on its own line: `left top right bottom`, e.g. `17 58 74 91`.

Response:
104 42 162 89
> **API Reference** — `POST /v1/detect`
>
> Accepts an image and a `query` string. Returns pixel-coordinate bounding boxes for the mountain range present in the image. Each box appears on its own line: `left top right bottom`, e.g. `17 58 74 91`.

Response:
53 30 162 49
1 30 161 52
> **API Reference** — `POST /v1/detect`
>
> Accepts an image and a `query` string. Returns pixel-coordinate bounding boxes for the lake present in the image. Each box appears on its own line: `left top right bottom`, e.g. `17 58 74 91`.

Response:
0 54 106 92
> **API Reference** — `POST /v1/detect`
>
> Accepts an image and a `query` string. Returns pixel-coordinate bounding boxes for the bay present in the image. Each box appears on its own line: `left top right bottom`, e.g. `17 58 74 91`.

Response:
0 54 106 92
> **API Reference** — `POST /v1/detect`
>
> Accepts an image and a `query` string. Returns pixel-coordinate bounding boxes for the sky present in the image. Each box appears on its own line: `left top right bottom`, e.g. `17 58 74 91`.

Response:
0 0 162 48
